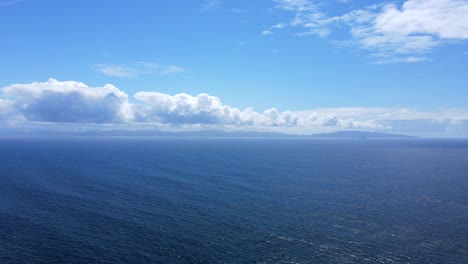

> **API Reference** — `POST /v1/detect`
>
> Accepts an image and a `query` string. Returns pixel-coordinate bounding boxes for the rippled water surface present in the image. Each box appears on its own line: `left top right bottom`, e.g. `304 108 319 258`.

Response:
1 138 467 263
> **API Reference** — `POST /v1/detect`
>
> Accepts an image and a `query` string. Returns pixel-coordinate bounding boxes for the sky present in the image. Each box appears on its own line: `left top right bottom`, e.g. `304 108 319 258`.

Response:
1 0 468 137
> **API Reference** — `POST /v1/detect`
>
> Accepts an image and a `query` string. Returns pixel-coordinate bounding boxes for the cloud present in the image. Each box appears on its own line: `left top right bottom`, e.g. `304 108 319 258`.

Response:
293 107 468 136
371 56 432 65
371 0 468 39
201 0 222 11
340 0 468 60
135 62 187 75
1 79 467 136
274 0 317 12
93 62 187 77
3 79 133 123
0 79 381 129
231 8 247 14
0 0 23 7
269 0 468 63
262 30 274 36
94 64 137 77
271 0 332 37
135 92 240 124
0 99 18 120
272 23 287 29
134 92 303 127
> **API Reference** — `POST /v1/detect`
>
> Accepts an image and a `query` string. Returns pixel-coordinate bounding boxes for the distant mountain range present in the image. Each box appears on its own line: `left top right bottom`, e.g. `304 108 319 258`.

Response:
0 128 417 139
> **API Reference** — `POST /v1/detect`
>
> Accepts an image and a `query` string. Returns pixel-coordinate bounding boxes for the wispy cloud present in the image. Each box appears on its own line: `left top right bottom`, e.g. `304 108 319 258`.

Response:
0 0 23 7
371 56 432 65
272 23 287 29
201 0 222 11
268 0 468 63
337 0 468 61
93 62 188 77
94 64 137 77
134 62 187 75
263 0 332 38
231 8 247 14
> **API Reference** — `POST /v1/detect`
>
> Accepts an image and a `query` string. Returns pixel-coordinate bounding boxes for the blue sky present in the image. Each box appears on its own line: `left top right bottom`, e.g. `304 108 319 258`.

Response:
1 0 468 137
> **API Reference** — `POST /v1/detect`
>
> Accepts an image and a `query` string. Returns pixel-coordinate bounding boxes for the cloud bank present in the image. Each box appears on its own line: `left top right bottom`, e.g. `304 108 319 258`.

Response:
1 79 467 137
269 0 468 63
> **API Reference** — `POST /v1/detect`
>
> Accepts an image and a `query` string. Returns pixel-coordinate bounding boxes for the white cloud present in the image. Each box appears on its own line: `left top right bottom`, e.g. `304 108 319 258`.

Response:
372 0 468 39
135 92 241 124
0 79 383 129
94 62 187 77
94 64 137 77
339 0 468 61
269 0 468 63
272 23 287 29
0 99 18 120
231 8 247 14
262 30 274 36
3 79 133 123
134 92 302 127
371 56 432 64
201 0 222 11
271 0 332 37
274 0 317 12
135 62 187 75
0 0 23 7
296 107 468 121
1 79 467 137
293 107 468 136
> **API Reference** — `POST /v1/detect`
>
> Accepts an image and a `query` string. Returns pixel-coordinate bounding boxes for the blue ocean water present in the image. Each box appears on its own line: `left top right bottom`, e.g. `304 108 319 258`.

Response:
0 138 467 263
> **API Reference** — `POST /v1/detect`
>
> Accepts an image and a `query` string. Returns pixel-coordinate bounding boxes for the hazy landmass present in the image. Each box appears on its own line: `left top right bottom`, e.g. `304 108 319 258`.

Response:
0 128 417 139
309 131 417 139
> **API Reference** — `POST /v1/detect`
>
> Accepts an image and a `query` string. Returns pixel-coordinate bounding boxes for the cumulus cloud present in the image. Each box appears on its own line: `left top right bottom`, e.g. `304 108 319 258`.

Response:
135 92 240 124
0 99 18 120
132 92 382 128
269 0 468 63
134 92 303 127
0 79 384 130
3 79 134 123
1 79 467 136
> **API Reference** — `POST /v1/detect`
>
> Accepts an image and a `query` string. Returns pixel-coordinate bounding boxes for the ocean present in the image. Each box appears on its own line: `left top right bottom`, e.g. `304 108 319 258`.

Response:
0 138 467 263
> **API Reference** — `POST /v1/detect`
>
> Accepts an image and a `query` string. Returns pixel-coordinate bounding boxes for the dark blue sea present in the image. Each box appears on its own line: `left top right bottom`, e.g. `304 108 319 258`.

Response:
1 138 467 263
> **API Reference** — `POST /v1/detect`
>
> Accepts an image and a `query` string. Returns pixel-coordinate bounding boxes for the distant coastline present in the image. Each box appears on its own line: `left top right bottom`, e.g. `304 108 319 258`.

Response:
0 129 417 139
